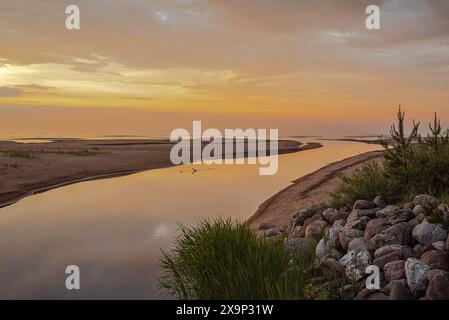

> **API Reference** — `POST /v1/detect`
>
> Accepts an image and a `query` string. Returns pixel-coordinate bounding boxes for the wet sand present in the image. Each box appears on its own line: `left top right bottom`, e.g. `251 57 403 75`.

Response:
0 139 319 208
247 150 384 229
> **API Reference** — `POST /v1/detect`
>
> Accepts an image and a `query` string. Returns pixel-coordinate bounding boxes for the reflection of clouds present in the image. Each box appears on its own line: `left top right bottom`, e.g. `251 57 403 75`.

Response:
153 224 168 239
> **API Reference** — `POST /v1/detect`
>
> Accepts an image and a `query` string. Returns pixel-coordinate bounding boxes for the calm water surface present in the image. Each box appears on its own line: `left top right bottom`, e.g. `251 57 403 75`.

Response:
0 139 381 299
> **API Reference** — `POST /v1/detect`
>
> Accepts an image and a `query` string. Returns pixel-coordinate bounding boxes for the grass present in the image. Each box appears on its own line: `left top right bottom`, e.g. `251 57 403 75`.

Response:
1 149 36 159
159 218 317 300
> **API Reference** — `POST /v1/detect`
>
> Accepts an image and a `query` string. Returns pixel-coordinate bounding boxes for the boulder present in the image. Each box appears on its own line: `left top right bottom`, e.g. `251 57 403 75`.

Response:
413 205 425 216
373 196 386 209
357 208 378 218
315 226 342 259
388 280 412 300
321 208 345 224
364 218 391 241
295 214 322 238
333 219 346 228
296 208 314 221
353 200 376 210
339 250 372 282
374 244 414 260
414 194 439 209
412 220 448 245
369 223 413 250
405 258 430 297
388 209 415 224
384 260 406 282
447 234 449 251
376 205 399 218
305 220 328 242
423 269 449 300
432 241 446 251
348 237 369 253
420 250 449 271
344 216 370 231
374 252 402 269
315 258 346 280
339 228 364 251
370 233 401 250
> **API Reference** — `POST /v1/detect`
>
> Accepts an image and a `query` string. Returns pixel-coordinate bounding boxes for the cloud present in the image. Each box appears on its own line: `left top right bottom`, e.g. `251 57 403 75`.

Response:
0 87 21 97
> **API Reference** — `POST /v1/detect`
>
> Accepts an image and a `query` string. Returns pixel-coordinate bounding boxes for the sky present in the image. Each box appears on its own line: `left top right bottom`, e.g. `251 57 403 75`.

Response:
0 0 449 137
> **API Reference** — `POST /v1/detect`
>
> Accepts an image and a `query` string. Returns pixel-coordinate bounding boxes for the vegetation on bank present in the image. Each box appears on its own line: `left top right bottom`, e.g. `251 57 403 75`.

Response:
332 107 449 207
159 218 317 300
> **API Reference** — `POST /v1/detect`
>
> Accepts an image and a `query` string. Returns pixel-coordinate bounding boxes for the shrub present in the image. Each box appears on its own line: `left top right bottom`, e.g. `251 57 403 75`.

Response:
332 107 449 207
159 218 316 300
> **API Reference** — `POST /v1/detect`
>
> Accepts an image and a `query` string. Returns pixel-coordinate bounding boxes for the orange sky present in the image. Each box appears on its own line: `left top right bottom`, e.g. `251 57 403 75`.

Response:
1 0 449 137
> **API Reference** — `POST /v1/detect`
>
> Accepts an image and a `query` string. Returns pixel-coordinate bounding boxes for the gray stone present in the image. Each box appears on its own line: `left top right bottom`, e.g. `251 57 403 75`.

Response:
348 237 369 253
388 209 415 224
305 220 328 242
376 205 399 218
339 228 364 251
412 220 448 245
414 194 439 209
333 219 346 228
339 250 372 282
321 208 341 224
374 244 415 260
405 258 430 297
315 226 342 259
285 238 316 255
432 241 446 251
344 216 370 231
373 196 386 209
413 205 425 216
353 200 376 210
384 260 406 282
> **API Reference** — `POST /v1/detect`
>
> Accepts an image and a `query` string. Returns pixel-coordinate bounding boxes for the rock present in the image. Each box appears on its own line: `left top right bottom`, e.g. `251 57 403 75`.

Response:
259 222 276 230
388 209 415 224
369 223 413 250
366 292 389 300
292 216 304 228
374 252 402 269
413 205 425 216
339 228 364 251
384 260 406 282
344 216 370 231
373 196 386 209
315 226 342 259
348 237 369 253
305 220 328 242
414 194 439 209
412 220 448 245
405 258 430 297
315 258 346 280
346 210 360 223
357 208 378 218
374 244 412 259
376 205 399 218
262 227 283 238
447 234 449 250
296 208 314 221
432 241 446 251
424 269 449 300
420 250 449 271
296 214 322 238
383 279 408 293
285 238 316 255
321 208 345 224
333 219 346 228
339 250 372 282
389 280 412 300
364 218 390 241
353 200 376 210
310 202 329 215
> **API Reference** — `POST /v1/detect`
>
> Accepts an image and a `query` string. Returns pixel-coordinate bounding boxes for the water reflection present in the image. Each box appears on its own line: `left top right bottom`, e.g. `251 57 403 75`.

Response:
0 139 382 299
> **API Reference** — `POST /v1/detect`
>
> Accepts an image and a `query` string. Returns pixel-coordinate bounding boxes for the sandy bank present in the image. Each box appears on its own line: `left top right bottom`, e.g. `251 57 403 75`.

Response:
247 150 384 230
0 139 320 208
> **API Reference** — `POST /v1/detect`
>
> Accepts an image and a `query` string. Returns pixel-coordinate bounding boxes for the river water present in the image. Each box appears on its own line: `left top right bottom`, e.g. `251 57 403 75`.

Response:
0 139 382 299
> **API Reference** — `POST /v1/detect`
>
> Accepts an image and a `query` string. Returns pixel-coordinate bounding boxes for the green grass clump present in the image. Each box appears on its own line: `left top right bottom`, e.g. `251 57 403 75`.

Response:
1 149 36 159
159 218 316 300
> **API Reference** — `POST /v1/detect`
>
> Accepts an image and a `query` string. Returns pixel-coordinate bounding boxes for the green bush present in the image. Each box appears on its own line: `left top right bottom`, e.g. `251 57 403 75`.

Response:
159 218 316 300
332 108 449 207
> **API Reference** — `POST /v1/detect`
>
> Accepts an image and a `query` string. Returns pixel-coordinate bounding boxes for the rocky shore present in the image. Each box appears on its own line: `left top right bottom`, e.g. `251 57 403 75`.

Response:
258 194 449 300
